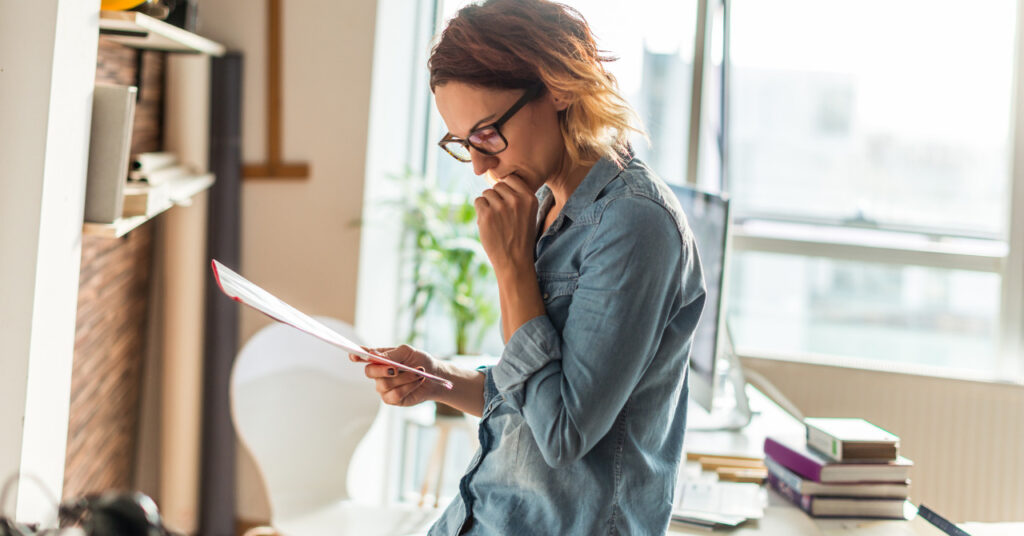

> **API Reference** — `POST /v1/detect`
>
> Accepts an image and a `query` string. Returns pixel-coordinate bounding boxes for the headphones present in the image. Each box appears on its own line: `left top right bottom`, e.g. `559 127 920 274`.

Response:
0 491 172 536
60 492 172 536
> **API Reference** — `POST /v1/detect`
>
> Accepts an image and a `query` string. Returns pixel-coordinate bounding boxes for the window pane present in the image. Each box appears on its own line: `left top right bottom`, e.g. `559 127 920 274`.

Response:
728 0 1016 239
727 251 1001 372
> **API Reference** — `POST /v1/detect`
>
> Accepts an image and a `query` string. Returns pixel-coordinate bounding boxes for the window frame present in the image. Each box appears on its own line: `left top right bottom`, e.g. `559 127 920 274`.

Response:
687 0 1024 379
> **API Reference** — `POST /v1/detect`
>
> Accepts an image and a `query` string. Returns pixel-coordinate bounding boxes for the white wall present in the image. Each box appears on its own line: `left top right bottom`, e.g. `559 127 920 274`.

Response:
0 0 98 526
743 356 1024 522
198 0 380 522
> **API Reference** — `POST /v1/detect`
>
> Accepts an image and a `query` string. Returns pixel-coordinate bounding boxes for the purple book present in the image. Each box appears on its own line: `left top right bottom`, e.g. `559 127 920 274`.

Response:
767 472 907 519
764 436 912 483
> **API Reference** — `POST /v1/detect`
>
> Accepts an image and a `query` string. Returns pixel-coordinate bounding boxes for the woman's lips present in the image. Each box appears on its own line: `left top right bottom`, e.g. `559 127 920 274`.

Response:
484 170 520 186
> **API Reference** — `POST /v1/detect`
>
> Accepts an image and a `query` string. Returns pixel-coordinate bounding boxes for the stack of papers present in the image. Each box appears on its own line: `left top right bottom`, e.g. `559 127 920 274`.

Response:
672 469 767 530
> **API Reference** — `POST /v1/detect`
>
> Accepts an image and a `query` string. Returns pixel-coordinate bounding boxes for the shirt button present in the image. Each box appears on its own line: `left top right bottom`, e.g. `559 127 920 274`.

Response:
542 292 550 300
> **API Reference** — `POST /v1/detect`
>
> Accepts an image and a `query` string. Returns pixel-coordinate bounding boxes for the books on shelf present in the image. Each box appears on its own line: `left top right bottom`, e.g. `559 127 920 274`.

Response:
84 84 137 224
764 456 909 499
122 183 170 217
129 163 189 185
804 417 900 461
767 471 908 519
763 436 912 483
130 151 178 175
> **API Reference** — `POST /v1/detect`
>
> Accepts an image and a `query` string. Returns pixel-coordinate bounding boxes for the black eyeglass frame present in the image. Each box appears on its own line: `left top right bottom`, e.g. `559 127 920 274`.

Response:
438 82 547 162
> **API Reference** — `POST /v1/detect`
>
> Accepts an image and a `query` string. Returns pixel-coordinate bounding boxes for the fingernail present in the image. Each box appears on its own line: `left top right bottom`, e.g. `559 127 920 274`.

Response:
387 368 396 376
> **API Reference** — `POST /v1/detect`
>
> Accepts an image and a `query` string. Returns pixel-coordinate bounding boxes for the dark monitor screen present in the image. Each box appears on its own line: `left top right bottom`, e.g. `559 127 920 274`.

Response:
668 184 729 412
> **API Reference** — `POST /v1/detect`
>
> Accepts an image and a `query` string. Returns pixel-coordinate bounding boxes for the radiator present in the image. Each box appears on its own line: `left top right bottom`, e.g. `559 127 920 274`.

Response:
741 356 1024 522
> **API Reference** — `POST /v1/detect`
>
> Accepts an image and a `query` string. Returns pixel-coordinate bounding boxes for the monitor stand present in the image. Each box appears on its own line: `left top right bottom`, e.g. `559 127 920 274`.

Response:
685 334 753 431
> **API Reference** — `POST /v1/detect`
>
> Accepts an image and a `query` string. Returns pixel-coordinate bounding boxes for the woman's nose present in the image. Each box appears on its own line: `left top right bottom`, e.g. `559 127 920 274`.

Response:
471 150 499 177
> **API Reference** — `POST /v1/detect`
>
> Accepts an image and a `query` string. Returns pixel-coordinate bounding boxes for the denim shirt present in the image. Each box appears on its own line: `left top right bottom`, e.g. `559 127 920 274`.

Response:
429 153 706 536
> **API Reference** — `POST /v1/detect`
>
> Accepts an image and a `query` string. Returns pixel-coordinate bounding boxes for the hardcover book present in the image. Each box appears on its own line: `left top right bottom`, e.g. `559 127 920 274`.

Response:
804 417 899 461
764 456 909 498
767 472 908 519
84 84 137 223
764 436 912 483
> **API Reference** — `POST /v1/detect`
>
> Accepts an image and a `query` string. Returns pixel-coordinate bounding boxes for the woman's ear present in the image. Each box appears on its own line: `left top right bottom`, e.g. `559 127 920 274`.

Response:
549 90 572 112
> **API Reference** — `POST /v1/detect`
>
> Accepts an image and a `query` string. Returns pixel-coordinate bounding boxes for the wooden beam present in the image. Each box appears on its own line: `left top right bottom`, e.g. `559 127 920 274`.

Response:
243 0 309 180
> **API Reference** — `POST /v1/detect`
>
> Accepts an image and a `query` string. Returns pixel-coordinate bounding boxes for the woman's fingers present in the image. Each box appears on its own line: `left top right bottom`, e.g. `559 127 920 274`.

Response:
357 345 436 407
364 363 408 379
490 180 512 196
381 377 427 406
480 188 505 207
501 174 532 195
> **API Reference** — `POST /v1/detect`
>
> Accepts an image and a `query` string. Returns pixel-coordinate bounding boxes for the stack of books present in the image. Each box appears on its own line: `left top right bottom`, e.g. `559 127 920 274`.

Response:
764 417 913 519
121 152 185 217
129 151 188 185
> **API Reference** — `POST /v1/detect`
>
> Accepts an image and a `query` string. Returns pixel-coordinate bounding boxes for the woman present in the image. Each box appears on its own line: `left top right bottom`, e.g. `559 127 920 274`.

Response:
353 0 706 533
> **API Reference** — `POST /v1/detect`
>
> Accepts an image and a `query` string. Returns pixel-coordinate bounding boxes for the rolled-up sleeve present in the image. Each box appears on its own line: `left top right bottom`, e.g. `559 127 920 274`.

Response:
490 315 561 404
489 196 694 468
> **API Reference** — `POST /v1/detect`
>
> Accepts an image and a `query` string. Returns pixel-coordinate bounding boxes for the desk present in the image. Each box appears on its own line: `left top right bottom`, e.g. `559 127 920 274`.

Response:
671 387 1022 536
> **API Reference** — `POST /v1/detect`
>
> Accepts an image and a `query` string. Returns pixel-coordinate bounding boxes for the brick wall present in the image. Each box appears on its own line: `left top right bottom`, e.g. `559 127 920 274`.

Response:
62 38 165 500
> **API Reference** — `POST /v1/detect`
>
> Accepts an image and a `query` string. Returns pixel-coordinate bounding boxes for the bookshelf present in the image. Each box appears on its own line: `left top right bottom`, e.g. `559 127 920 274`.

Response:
64 11 229 520
99 11 226 56
82 173 215 238
82 12 224 238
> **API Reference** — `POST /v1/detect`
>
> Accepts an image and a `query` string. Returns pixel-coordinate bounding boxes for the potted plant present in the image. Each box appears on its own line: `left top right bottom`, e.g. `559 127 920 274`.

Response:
394 170 499 359
391 171 498 418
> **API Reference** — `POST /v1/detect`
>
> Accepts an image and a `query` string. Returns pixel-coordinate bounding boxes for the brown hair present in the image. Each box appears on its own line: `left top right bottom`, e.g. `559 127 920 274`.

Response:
428 0 645 167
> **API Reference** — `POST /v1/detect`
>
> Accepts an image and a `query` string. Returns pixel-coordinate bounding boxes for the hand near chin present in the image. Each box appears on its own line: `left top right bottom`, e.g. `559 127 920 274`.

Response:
349 344 445 407
474 174 539 273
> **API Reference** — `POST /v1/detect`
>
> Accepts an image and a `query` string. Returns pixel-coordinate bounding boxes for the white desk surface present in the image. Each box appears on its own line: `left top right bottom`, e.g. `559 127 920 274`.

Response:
670 387 1021 535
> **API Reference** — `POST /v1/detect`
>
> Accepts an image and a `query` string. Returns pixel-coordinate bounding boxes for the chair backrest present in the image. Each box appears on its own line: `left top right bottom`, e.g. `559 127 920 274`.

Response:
230 317 380 522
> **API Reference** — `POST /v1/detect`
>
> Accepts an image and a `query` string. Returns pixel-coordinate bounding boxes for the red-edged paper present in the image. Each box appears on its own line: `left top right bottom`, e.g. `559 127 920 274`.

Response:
211 259 453 389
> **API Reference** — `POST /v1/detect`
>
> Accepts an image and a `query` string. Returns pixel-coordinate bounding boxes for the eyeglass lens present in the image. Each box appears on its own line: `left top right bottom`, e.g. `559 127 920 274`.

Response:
442 125 506 162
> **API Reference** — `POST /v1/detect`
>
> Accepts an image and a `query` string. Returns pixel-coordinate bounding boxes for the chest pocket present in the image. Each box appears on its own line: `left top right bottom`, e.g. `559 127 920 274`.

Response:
537 271 579 305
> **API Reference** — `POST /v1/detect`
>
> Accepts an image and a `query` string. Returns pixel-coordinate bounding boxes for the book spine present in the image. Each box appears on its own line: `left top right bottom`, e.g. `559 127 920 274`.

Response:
132 151 177 173
764 455 805 494
766 472 813 515
763 437 823 482
806 425 843 461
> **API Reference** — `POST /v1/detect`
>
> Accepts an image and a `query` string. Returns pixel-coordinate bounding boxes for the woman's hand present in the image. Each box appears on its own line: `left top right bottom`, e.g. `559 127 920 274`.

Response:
349 345 446 407
475 175 538 274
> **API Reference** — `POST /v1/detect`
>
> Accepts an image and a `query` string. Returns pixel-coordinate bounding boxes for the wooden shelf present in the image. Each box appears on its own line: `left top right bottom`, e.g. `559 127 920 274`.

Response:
99 11 226 56
83 173 215 238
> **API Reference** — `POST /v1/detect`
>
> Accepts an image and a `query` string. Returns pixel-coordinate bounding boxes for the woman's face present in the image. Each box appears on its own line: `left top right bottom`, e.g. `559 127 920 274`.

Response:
434 82 568 192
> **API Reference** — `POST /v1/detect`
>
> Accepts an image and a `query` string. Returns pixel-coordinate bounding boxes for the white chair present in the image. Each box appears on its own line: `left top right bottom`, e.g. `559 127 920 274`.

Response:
230 317 438 536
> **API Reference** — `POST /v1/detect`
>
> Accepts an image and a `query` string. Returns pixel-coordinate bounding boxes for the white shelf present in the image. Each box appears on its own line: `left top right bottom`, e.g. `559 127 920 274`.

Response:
83 173 215 238
99 11 226 56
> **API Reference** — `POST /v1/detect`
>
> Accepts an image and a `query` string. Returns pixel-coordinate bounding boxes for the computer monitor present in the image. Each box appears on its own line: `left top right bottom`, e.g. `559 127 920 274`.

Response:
669 184 729 414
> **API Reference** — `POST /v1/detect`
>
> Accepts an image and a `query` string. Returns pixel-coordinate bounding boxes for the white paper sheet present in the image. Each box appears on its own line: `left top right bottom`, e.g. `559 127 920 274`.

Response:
211 259 453 389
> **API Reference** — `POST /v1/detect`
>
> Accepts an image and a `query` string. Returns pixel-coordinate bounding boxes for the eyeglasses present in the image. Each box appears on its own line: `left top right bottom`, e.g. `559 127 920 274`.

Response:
438 83 546 162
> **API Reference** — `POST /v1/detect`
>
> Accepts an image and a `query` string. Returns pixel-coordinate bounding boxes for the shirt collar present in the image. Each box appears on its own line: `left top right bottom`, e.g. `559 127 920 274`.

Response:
559 148 632 220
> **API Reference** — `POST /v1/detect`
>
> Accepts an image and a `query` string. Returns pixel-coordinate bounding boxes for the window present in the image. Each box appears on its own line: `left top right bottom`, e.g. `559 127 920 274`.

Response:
725 0 1020 375
423 0 1024 377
